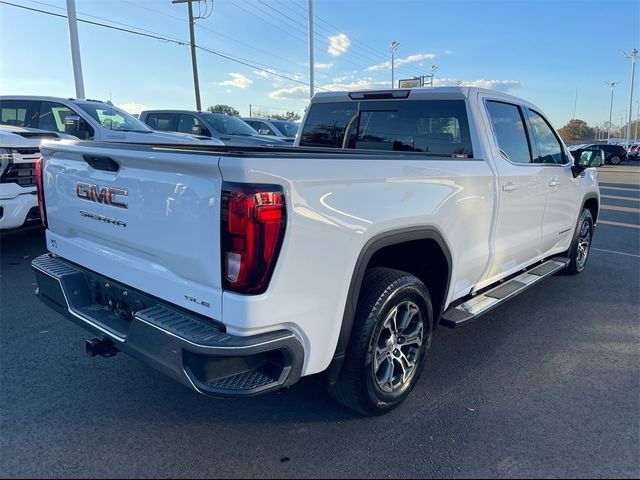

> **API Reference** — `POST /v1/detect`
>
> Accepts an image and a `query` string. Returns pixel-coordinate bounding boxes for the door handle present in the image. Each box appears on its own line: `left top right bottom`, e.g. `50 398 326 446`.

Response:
548 178 561 187
502 183 519 192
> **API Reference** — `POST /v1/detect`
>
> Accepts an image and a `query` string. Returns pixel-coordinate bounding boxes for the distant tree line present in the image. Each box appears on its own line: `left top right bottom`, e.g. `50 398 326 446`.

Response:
558 118 640 143
207 104 301 122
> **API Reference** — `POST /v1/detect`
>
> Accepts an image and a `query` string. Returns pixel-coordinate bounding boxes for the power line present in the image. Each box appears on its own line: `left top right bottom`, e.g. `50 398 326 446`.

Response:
0 0 329 92
119 0 307 78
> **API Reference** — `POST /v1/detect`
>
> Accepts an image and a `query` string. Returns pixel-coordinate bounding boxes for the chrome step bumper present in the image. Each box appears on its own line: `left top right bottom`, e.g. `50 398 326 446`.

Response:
440 257 570 328
32 254 304 397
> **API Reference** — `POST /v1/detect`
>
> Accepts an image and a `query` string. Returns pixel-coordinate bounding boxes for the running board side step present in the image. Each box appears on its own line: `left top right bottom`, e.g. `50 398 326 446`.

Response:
440 257 570 328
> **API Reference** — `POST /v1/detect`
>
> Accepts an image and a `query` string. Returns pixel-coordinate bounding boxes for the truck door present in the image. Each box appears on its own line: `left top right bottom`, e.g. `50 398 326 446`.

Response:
484 99 547 281
524 108 580 254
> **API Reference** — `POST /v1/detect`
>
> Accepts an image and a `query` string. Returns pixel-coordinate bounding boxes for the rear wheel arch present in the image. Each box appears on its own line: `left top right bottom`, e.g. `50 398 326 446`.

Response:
326 227 452 383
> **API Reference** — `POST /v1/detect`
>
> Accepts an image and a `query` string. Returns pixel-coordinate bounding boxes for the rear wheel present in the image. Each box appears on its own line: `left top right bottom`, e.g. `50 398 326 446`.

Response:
563 208 594 275
610 155 622 165
328 268 433 416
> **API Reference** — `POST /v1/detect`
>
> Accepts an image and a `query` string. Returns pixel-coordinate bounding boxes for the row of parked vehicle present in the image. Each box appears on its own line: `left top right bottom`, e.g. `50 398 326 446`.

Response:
0 95 299 230
569 142 638 164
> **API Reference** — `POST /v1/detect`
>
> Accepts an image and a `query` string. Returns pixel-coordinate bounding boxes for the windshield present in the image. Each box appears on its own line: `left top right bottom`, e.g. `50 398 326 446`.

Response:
271 120 299 137
75 102 152 132
202 113 257 136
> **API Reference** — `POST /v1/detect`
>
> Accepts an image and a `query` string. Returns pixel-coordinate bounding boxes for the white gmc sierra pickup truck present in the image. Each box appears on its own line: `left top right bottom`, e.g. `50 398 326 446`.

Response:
32 87 601 415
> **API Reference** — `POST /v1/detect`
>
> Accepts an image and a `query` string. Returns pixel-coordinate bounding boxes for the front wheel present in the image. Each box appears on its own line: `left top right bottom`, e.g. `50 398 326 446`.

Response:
563 208 594 275
328 268 433 416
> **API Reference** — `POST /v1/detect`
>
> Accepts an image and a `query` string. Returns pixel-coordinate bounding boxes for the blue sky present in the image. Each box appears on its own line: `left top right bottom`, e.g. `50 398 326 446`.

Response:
1 0 638 128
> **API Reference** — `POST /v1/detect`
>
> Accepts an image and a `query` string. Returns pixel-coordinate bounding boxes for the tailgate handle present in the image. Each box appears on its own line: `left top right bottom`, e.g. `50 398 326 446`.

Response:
83 155 120 172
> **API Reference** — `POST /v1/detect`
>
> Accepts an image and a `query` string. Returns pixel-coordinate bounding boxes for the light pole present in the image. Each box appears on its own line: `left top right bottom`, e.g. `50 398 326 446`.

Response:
427 65 439 87
635 101 640 143
390 41 400 89
605 81 621 143
66 0 85 98
620 48 638 147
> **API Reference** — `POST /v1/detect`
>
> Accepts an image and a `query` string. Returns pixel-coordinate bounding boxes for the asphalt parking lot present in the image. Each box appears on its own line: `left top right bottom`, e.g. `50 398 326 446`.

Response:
1 165 639 479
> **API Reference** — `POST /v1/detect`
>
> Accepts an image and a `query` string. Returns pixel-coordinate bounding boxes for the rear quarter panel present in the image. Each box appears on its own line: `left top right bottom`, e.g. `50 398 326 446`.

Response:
219 155 495 375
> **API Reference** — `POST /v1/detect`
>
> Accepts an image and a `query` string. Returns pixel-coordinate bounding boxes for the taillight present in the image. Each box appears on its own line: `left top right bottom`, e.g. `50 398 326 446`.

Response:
35 157 48 229
222 183 286 294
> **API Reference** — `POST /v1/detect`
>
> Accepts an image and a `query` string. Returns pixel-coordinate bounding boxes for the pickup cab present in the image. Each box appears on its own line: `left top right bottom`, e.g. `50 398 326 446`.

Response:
32 87 601 415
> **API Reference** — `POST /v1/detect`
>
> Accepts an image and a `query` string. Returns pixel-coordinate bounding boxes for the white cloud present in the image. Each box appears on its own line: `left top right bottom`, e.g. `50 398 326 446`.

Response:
434 78 522 91
254 70 270 78
269 78 389 100
443 49 454 55
118 102 146 115
315 62 334 69
218 73 253 89
367 53 436 72
268 77 522 100
328 33 350 57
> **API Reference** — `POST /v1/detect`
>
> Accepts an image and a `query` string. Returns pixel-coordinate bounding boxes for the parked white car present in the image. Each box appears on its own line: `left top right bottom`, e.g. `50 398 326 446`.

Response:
0 96 223 145
0 125 75 230
32 87 601 415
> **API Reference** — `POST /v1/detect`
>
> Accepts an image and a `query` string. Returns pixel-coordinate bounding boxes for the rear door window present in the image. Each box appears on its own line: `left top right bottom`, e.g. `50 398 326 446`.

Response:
486 100 532 164
300 100 473 157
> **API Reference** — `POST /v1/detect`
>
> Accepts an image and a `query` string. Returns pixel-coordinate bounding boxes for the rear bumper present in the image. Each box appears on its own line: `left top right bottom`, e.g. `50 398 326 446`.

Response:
32 254 304 397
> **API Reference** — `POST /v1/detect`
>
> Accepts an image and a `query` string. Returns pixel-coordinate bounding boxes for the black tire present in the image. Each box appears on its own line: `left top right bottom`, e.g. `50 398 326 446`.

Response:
328 267 433 416
610 155 622 165
563 208 594 275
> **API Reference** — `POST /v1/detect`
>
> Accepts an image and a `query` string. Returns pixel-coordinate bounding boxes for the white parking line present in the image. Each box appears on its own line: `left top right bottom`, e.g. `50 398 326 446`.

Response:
600 186 640 192
598 220 640 229
600 204 640 213
593 247 640 258
601 194 640 202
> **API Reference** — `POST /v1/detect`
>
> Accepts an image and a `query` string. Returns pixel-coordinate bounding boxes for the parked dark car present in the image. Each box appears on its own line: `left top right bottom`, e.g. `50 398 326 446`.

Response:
581 144 627 165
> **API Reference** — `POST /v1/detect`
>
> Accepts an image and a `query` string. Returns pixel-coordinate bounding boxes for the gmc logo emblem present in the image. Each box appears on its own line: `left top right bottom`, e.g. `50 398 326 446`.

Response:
76 182 128 209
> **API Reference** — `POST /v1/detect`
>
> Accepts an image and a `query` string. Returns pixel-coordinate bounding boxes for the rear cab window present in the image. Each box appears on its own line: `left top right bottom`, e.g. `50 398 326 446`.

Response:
1 100 39 128
299 99 473 157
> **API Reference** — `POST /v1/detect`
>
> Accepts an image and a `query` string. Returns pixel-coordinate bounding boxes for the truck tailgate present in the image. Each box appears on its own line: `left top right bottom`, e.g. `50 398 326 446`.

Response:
39 141 223 320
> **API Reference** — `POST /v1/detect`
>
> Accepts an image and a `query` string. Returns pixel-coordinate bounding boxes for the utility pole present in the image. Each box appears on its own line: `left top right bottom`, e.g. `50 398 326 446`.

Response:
620 48 638 147
173 0 202 111
308 0 314 100
635 101 639 143
605 81 620 143
66 0 85 98
390 41 400 89
249 104 252 117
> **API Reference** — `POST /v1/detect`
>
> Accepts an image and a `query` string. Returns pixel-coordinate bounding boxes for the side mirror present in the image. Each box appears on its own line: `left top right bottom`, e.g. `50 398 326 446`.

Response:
571 148 603 177
64 115 91 139
258 129 273 136
191 125 204 136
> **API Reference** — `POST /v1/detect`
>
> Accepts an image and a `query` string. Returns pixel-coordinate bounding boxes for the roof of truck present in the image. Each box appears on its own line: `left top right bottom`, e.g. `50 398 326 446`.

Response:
312 86 531 105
